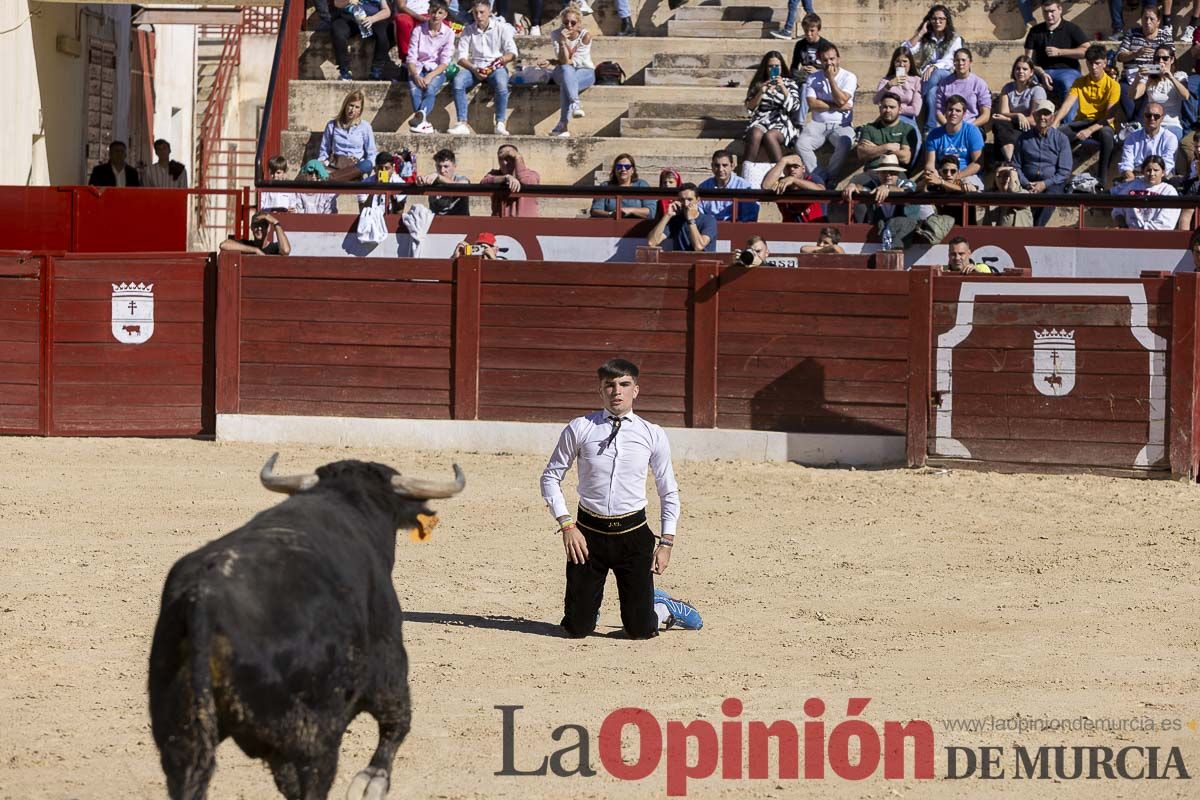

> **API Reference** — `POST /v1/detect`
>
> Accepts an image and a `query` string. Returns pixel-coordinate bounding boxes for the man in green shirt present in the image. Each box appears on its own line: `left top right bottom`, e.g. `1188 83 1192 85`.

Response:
855 92 920 171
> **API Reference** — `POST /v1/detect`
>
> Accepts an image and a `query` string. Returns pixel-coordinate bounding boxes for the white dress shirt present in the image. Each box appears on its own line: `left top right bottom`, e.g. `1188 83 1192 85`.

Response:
142 162 189 188
541 409 680 536
455 18 519 69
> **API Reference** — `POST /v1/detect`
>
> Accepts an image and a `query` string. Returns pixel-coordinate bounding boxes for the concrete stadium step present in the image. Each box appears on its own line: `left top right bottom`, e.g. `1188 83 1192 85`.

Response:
288 80 745 137
299 31 791 82
692 0 1118 42
646 40 1027 90
619 117 744 137
652 52 760 69
626 101 746 119
666 19 768 38
278 130 744 188
671 6 775 22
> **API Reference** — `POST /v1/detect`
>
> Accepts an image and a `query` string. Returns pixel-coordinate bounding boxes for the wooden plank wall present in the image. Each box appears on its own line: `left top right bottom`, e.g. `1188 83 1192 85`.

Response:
929 277 1173 472
0 254 43 434
235 257 454 419
50 253 214 436
475 262 694 427
714 266 913 435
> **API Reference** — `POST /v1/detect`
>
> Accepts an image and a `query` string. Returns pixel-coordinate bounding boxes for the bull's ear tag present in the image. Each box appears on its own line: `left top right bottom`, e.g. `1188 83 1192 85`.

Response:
410 513 439 543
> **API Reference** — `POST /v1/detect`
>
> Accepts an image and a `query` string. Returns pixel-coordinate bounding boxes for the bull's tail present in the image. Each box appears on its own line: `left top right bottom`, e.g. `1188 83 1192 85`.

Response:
149 590 219 799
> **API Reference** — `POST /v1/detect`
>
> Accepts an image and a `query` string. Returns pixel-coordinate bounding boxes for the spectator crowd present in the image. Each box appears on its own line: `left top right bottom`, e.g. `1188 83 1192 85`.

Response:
220 0 1200 238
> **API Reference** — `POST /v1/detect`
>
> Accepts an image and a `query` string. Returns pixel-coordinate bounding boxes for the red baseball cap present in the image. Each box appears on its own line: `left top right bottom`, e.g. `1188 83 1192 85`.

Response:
475 232 497 246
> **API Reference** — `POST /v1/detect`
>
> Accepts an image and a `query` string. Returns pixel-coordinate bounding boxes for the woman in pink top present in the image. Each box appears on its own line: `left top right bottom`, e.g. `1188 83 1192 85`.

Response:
405 0 454 133
875 47 924 151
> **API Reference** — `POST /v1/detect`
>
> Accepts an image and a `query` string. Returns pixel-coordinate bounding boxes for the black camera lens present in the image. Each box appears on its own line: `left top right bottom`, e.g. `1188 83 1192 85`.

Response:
738 249 757 266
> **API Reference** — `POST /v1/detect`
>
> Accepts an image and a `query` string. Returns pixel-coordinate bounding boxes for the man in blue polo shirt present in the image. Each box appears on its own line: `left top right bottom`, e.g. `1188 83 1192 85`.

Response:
647 183 718 252
924 93 985 191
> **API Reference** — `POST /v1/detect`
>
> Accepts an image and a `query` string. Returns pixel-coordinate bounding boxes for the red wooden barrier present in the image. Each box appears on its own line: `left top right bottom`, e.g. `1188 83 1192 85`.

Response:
206 255 1200 478
715 264 913 435
49 253 215 436
0 187 189 253
223 255 455 419
476 261 693 427
0 253 44 434
929 274 1174 474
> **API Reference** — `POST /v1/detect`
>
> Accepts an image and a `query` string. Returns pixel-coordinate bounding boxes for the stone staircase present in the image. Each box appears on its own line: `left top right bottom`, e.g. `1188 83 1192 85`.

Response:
275 0 1128 218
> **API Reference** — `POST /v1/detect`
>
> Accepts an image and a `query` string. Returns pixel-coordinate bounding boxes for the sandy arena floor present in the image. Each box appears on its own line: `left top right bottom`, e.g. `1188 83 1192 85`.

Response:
0 437 1198 799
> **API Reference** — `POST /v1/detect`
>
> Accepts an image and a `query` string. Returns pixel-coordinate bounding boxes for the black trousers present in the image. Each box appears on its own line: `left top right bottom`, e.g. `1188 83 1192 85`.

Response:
330 14 391 73
1060 120 1116 189
562 527 658 639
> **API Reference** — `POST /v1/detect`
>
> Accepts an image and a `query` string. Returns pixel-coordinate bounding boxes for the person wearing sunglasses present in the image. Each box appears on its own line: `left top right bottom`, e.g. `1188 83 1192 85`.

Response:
924 94 985 193
1115 6 1174 121
539 6 594 138
1133 47 1190 142
1118 102 1180 183
589 154 655 219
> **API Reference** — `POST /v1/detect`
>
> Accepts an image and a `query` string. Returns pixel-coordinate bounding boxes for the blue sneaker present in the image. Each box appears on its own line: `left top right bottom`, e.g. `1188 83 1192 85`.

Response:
654 587 702 630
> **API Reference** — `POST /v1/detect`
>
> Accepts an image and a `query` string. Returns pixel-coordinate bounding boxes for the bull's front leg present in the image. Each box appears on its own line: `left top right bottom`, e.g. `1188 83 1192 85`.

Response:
346 681 412 800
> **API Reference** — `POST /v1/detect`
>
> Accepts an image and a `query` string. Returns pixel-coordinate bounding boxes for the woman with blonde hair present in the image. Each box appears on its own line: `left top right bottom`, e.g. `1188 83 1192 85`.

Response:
538 4 594 137
319 90 378 180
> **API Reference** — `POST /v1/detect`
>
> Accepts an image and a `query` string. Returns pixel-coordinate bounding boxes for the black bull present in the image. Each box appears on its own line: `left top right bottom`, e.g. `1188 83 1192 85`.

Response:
148 455 464 800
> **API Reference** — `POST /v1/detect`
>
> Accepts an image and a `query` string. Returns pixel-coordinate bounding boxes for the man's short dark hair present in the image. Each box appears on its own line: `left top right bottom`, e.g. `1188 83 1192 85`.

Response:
1042 0 1062 8
433 148 456 163
251 212 271 229
1189 227 1200 251
497 143 518 155
109 140 126 150
1085 43 1108 63
429 0 449 12
598 359 639 382
376 152 394 167
948 235 969 248
711 149 734 163
944 94 968 111
801 12 821 29
154 138 169 149
268 155 289 173
817 42 839 58
939 155 959 169
879 91 903 106
678 182 699 193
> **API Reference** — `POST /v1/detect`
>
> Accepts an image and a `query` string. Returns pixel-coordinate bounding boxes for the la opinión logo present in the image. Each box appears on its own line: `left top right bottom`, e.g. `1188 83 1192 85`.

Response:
496 697 935 796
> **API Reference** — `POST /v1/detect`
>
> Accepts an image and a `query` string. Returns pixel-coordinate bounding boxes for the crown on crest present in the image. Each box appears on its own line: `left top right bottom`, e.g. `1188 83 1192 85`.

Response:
112 282 154 296
1034 328 1074 345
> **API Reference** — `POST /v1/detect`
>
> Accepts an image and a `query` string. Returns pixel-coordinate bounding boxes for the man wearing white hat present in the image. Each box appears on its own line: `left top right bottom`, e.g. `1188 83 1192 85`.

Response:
842 153 916 225
1011 98 1073 226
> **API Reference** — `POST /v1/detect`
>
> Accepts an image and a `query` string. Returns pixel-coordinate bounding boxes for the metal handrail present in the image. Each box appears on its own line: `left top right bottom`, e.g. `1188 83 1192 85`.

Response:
255 0 302 183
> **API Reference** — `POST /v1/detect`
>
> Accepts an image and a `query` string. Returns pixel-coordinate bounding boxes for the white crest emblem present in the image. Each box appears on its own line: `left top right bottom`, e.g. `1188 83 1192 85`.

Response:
1033 328 1075 396
111 282 155 344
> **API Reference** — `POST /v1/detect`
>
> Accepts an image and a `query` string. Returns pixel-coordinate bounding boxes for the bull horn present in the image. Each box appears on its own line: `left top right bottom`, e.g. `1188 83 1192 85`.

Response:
391 464 466 499
259 453 319 495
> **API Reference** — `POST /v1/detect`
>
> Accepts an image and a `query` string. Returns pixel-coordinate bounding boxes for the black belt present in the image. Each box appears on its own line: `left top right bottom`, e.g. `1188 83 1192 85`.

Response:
576 505 648 536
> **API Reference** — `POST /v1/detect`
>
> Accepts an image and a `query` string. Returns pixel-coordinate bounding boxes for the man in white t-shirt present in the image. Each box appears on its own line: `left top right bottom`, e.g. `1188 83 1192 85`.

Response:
796 42 857 186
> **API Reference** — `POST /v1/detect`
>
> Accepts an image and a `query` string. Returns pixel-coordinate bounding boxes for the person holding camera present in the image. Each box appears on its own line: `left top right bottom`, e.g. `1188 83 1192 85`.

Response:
1116 6 1174 121
731 236 778 268
1133 47 1189 143
647 183 717 252
453 231 500 259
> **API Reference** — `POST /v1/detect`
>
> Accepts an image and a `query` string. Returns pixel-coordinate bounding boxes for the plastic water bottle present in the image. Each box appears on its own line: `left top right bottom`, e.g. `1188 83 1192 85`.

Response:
881 225 894 251
350 2 374 37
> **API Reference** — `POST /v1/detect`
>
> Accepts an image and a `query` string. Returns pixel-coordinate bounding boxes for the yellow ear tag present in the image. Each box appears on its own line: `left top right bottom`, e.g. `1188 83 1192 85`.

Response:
410 513 439 543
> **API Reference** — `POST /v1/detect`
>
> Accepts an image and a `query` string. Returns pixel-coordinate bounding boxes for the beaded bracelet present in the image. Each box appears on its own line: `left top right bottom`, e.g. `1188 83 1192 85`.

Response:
658 538 674 548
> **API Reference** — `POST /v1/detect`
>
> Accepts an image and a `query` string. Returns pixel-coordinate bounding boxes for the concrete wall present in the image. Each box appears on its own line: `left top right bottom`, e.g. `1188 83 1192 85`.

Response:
151 23 197 181
7 3 133 186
